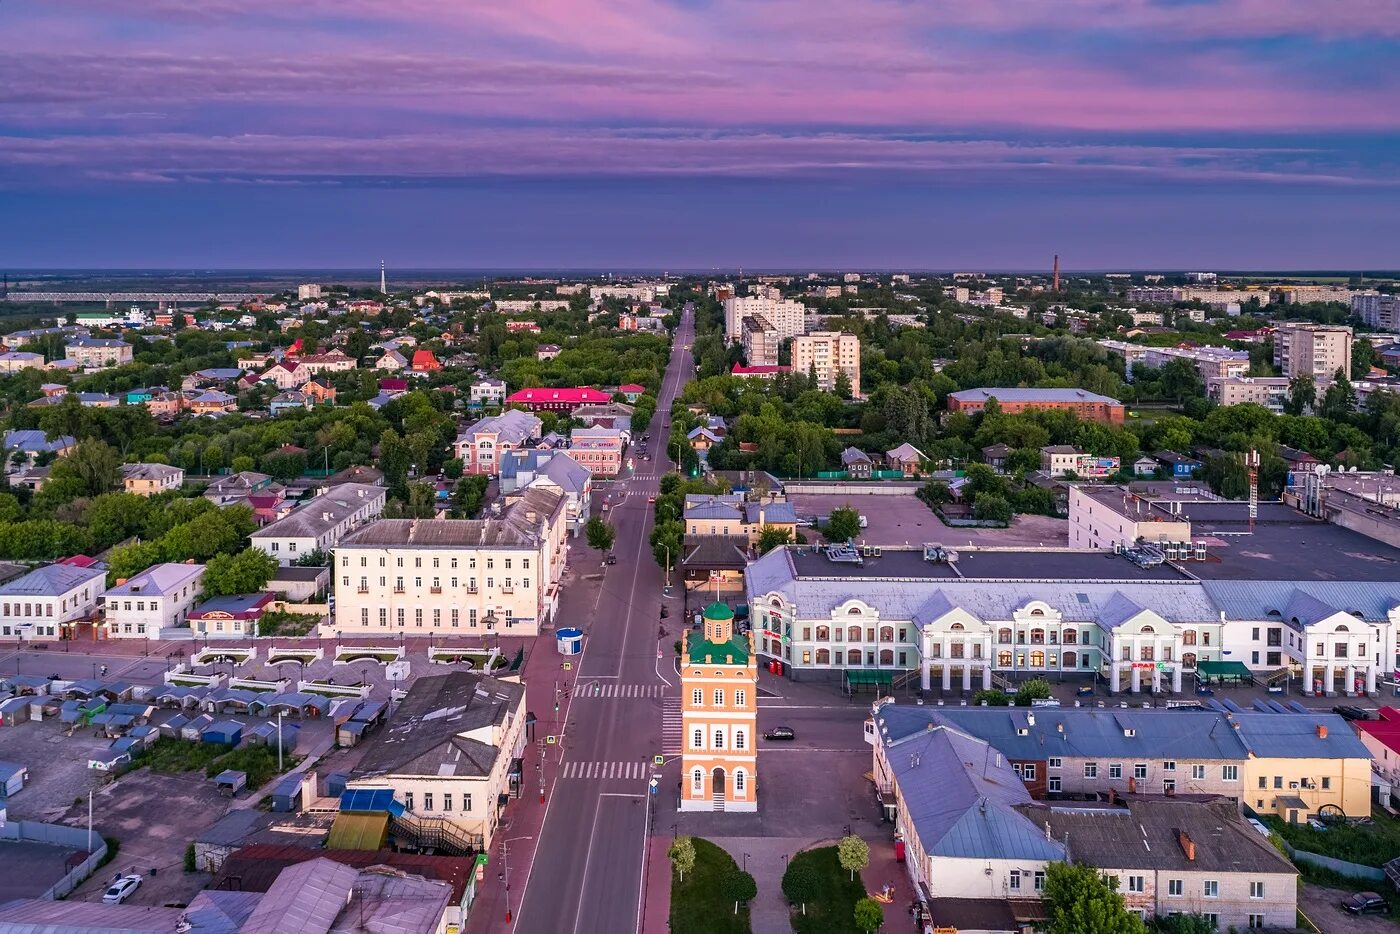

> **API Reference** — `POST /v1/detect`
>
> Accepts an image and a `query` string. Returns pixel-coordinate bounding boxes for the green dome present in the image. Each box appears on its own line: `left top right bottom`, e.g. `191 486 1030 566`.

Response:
702 602 734 621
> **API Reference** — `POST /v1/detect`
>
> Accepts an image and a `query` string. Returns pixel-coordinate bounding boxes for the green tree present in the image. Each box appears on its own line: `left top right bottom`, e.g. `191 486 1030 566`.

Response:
781 863 821 913
443 457 464 479
973 492 1013 523
1320 369 1357 421
203 547 278 597
1149 913 1215 934
973 689 1011 706
667 836 696 883
231 454 256 474
755 525 792 555
48 439 122 498
403 482 437 518
918 480 952 506
450 475 489 518
837 834 869 882
1284 374 1316 416
853 896 884 933
834 368 854 400
106 540 166 585
585 517 616 552
723 870 757 914
379 429 411 500
83 492 153 550
292 548 330 567
1043 862 1147 934
1015 678 1052 706
825 505 861 542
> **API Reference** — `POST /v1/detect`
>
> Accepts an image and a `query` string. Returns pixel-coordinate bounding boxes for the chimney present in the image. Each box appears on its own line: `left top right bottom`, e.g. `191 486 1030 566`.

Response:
1316 724 1328 740
1027 711 1035 726
1177 830 1196 862
115 578 129 587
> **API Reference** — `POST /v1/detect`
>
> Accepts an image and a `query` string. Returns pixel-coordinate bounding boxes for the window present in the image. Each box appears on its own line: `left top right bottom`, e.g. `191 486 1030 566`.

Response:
1322 776 1331 790
404 792 414 811
1250 881 1264 899
1203 880 1218 898
1048 776 1062 793
1248 914 1264 929
423 793 433 811
1191 765 1206 780
692 769 703 792
1167 879 1182 897
1222 765 1239 782
1134 764 1148 780
735 690 746 707
692 689 702 705
1109 763 1122 779
1128 876 1144 893
713 689 724 706
1008 871 1021 892
1048 757 1062 769
1033 871 1045 892
1022 763 1037 781
714 730 725 749
693 729 703 748
1084 763 1098 778
1163 760 1176 772
443 794 452 811
735 730 746 750
735 770 745 792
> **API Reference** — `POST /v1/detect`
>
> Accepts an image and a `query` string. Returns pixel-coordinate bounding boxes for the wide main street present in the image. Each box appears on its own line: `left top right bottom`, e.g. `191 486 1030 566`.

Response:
511 307 696 934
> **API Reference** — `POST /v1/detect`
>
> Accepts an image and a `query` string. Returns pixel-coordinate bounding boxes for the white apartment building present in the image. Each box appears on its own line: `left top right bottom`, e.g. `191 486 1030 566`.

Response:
790 331 860 395
1279 286 1368 305
297 284 322 300
589 285 659 302
1103 340 1250 382
740 315 781 368
1273 323 1353 380
64 338 133 369
103 562 205 639
723 296 806 342
1353 292 1400 330
0 563 107 641
493 299 571 313
250 483 386 565
332 486 568 637
1206 375 1293 412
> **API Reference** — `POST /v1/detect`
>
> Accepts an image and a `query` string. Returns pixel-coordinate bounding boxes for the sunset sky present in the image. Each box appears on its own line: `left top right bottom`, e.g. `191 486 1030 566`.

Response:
4 0 1398 269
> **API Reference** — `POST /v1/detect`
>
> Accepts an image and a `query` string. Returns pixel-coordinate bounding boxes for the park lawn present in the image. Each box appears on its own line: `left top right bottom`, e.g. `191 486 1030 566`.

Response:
786 846 869 934
670 837 751 934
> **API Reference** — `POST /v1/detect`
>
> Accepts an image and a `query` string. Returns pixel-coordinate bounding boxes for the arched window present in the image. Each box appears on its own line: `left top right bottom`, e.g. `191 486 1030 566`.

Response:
692 769 703 792
848 606 862 615
847 648 862 665
1030 628 1045 644
879 649 894 666
692 729 703 748
950 622 965 631
815 625 830 641
998 650 1013 667
998 628 1013 644
1063 650 1078 669
770 597 783 609
1336 624 1350 633
714 730 725 749
1030 607 1044 616
1030 650 1045 668
1062 628 1077 645
879 626 895 642
692 688 703 705
735 730 746 750
847 625 862 642
735 770 746 792
816 648 830 665
1182 652 1197 668
1141 624 1155 634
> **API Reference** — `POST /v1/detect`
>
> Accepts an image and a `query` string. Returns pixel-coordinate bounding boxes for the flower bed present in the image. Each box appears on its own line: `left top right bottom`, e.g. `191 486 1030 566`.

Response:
334 646 404 665
193 647 256 667
428 647 506 671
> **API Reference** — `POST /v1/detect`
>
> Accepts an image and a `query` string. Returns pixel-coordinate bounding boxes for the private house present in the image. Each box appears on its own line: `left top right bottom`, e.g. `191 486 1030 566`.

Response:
269 391 311 415
2 430 75 471
121 462 185 496
103 563 205 639
410 349 442 373
302 378 337 405
469 378 507 408
296 349 357 375
1040 446 1119 479
840 447 873 479
250 483 386 565
618 383 646 403
189 592 277 639
688 427 723 453
454 409 543 477
0 562 107 641
374 350 407 372
535 344 561 361
187 390 237 415
1152 450 1202 479
259 361 305 391
982 443 1013 472
204 471 278 507
884 442 925 477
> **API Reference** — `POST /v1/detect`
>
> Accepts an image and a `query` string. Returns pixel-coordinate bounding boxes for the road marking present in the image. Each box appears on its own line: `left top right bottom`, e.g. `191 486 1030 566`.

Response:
576 683 665 698
758 746 871 753
661 698 683 755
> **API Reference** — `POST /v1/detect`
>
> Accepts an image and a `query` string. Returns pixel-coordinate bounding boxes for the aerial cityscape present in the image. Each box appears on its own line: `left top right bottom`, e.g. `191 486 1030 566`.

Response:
2 3 1400 934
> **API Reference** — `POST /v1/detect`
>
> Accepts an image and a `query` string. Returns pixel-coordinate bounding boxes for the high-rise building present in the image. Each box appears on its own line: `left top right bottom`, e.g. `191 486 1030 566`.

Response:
1353 293 1399 330
679 603 757 813
297 283 322 301
1273 323 1353 380
791 331 861 396
740 315 780 368
723 296 805 342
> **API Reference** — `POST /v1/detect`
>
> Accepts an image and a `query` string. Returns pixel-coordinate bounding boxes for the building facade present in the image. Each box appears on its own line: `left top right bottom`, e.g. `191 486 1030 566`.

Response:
790 331 861 395
946 388 1125 424
680 603 758 812
1274 323 1353 380
723 296 806 342
567 426 625 477
250 483 386 565
454 410 542 477
740 316 780 368
103 562 205 639
121 462 185 496
0 563 107 641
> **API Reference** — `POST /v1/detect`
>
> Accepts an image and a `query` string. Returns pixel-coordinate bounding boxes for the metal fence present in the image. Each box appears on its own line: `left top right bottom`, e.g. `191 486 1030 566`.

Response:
0 819 108 899
1280 839 1387 882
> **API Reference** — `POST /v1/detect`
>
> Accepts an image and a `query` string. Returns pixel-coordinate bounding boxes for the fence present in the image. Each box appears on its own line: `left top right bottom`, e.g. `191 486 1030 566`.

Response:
1280 839 1386 882
0 819 108 899
783 480 924 496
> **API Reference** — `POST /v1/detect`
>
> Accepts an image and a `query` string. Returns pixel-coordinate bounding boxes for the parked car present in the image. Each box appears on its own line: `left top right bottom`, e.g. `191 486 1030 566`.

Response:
103 875 143 905
763 727 796 741
1341 892 1390 915
605 553 617 565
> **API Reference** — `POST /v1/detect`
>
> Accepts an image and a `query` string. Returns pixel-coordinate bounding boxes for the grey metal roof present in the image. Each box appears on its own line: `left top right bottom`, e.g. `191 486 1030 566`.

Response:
0 563 105 598
104 562 204 598
686 500 742 522
950 387 1122 405
0 899 185 933
243 858 360 934
1201 581 1400 623
340 488 562 549
1232 711 1371 759
251 484 383 541
888 724 1065 861
456 409 541 447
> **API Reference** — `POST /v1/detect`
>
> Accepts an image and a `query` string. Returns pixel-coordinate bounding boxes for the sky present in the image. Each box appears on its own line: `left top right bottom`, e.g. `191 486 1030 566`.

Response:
2 0 1399 270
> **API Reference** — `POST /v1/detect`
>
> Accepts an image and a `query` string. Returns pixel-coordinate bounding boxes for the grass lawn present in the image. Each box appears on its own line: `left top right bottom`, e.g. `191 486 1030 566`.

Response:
205 744 295 790
258 611 322 637
1265 809 1400 868
140 738 292 790
784 846 869 934
670 837 751 934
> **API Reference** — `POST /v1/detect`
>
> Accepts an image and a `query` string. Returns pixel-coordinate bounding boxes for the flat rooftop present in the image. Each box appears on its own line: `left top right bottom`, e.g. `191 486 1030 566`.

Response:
788 546 1190 582
1185 518 1400 582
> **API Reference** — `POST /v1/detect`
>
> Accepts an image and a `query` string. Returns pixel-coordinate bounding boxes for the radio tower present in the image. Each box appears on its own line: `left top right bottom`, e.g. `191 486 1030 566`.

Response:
1052 254 1060 293
379 260 386 295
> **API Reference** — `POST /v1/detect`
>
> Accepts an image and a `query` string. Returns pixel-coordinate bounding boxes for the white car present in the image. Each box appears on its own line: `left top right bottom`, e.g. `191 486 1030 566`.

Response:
103 875 142 904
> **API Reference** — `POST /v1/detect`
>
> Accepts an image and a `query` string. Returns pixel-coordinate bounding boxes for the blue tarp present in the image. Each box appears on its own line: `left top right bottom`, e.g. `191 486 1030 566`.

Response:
338 787 405 816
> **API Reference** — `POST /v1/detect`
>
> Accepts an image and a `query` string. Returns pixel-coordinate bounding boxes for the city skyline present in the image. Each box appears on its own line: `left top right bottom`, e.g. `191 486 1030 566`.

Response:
2 0 1398 266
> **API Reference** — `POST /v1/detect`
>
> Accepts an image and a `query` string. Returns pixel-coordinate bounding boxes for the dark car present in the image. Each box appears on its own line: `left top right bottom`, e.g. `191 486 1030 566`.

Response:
605 553 617 565
1341 892 1389 915
763 727 796 741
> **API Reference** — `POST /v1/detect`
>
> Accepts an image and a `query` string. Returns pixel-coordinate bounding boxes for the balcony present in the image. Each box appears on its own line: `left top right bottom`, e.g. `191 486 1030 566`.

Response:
467 586 479 594
502 586 514 595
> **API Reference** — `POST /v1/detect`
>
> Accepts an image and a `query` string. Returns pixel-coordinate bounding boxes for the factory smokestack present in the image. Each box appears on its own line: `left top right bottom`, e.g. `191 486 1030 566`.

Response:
1052 254 1060 293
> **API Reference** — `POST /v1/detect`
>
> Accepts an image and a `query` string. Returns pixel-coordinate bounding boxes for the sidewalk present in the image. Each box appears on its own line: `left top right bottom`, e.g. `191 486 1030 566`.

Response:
859 834 917 932
465 631 582 933
641 834 673 934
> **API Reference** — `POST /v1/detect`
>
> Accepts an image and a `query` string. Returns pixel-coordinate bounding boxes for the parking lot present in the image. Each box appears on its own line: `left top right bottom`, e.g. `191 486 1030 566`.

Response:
787 492 1069 548
0 718 110 821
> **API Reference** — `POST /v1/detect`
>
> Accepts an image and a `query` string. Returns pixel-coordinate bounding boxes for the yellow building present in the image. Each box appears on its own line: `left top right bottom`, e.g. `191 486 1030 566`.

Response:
680 603 758 812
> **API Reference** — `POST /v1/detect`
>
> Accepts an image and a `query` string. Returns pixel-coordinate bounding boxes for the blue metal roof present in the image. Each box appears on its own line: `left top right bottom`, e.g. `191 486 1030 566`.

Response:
339 787 404 816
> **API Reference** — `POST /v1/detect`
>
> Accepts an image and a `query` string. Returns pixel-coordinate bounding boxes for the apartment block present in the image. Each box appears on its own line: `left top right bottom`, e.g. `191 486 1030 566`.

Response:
64 338 133 369
740 315 780 368
1205 375 1293 412
332 486 568 637
790 331 861 395
250 483 386 565
1353 292 1400 330
1101 340 1249 382
723 296 806 342
1273 323 1353 380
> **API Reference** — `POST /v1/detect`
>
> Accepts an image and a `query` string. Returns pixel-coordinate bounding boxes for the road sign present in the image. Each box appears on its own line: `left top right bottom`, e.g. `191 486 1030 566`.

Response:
649 778 658 795
653 755 664 766
546 735 557 745
563 662 572 671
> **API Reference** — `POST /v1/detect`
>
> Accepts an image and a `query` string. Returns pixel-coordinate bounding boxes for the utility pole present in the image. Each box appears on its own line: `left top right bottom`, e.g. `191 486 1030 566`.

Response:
276 711 284 772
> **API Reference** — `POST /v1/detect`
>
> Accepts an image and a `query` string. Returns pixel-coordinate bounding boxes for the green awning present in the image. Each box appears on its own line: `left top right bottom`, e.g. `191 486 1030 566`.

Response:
1195 661 1252 680
843 670 894 685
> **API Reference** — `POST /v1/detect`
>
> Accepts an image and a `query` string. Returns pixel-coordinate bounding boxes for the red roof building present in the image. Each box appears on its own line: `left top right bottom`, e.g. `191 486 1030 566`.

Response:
505 387 611 412
410 350 442 372
1355 708 1400 785
731 364 792 380
378 378 408 392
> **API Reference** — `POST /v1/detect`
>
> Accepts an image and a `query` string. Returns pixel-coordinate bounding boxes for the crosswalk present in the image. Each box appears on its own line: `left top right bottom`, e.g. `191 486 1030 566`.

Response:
560 760 653 780
577 683 666 699
662 698 682 755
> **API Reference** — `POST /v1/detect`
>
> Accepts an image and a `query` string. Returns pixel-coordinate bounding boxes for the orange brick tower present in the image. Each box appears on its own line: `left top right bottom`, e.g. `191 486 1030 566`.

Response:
679 602 758 812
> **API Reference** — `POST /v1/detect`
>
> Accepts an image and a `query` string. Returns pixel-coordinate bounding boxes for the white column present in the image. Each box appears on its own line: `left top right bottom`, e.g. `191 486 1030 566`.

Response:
1347 664 1357 696
1368 665 1378 695
1172 666 1183 693
1110 662 1123 695
920 658 931 692
1326 664 1337 696
1131 666 1142 694
941 664 952 692
1151 666 1161 693
983 665 993 690
962 664 973 692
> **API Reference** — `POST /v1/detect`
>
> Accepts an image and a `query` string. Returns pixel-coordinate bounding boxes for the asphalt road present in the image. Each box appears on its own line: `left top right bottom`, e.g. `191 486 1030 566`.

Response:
513 307 695 934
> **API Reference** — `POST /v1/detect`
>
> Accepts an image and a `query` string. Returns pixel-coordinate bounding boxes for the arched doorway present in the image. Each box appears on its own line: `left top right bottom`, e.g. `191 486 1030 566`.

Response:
712 767 726 797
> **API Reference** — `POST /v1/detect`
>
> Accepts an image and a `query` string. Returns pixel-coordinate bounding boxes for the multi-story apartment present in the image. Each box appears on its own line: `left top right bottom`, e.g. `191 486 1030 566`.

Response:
740 316 780 368
1273 322 1353 380
121 462 185 496
297 283 322 300
723 296 806 342
1353 292 1400 330
1205 375 1293 412
790 331 861 395
63 338 133 369
1101 340 1250 382
102 562 205 639
0 352 47 374
0 562 107 641
249 483 386 565
493 299 571 313
680 603 758 812
332 486 567 637
946 388 1125 424
567 426 625 477
1278 285 1368 305
346 671 526 851
454 409 542 476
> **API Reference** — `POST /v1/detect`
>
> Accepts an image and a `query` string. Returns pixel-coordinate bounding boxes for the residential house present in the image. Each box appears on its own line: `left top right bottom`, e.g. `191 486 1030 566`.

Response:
269 391 311 415
1151 450 1201 479
375 350 408 371
331 486 568 637
205 471 278 507
617 383 646 403
0 351 47 373
884 442 925 477
301 378 337 405
536 344 561 361
504 387 611 412
568 426 625 477
1040 446 1119 479
2 429 74 471
296 349 357 375
103 563 205 639
982 443 1013 472
688 427 723 453
454 409 543 477
470 378 507 408
684 495 798 547
121 462 185 496
258 361 307 391
187 390 238 415
840 447 873 479
250 483 386 565
189 592 276 639
64 338 133 369
410 349 441 373
0 562 107 641
1353 707 1400 789
345 671 526 850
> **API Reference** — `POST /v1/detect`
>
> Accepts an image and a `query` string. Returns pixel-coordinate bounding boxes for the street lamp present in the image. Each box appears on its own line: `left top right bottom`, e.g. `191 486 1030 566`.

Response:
743 852 750 873
500 835 534 924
